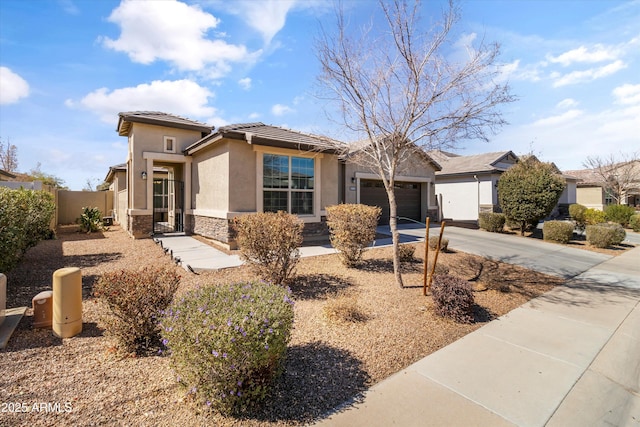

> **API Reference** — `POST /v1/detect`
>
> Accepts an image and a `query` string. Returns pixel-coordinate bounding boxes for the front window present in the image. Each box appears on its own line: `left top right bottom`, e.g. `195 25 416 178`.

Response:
263 154 314 215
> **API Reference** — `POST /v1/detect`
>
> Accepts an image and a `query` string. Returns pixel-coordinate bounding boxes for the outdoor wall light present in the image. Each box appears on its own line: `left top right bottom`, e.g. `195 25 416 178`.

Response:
141 171 147 180
351 177 356 184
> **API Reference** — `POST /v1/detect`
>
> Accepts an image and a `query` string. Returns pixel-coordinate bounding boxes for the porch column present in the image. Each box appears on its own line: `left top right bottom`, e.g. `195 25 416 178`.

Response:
146 157 153 211
185 158 192 211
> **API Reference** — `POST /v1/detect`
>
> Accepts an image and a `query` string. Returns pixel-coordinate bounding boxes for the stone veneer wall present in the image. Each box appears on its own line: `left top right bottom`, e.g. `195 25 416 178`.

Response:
191 215 235 244
302 218 329 239
128 214 153 238
189 214 333 246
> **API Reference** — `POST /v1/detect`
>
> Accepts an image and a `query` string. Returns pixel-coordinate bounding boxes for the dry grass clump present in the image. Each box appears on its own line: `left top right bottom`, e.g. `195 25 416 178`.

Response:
323 290 369 324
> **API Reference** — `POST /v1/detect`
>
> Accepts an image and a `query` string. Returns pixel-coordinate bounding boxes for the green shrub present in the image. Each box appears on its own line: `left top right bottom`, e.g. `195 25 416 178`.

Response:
603 223 626 245
584 208 606 225
630 214 640 232
79 206 105 233
585 224 621 248
569 203 587 232
326 204 381 267
431 274 474 323
94 267 180 355
398 244 415 262
0 187 55 272
478 212 506 233
160 281 294 415
428 236 449 252
604 204 636 226
233 212 303 284
542 221 574 244
497 157 566 235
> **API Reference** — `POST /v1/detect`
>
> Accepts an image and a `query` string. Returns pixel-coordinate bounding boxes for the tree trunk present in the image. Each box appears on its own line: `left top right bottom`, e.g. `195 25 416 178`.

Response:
387 188 404 288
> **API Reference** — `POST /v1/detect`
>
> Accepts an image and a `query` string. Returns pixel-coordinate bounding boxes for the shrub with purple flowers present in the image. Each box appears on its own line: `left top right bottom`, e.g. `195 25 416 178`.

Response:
160 281 295 415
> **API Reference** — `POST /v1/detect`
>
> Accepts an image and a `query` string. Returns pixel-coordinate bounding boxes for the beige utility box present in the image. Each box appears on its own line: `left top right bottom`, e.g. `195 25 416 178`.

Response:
0 273 6 326
32 290 53 328
52 267 83 338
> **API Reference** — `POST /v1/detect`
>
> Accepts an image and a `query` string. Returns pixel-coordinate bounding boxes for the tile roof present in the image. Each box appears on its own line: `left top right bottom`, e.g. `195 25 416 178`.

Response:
117 111 213 136
185 122 344 154
432 150 517 175
0 169 16 180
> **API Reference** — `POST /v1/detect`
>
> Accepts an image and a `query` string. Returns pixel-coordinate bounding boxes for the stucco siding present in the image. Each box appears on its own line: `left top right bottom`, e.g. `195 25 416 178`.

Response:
559 180 577 205
191 140 230 213
577 186 604 210
128 123 204 211
228 141 257 212
321 154 340 211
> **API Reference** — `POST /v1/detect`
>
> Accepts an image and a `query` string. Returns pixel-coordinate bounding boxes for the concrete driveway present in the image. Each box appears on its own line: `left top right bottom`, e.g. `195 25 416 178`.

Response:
379 223 614 279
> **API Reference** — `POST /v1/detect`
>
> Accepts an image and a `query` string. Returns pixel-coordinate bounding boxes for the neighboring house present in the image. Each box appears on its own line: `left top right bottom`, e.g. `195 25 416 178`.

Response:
430 150 517 222
431 150 576 222
105 111 440 246
565 161 640 210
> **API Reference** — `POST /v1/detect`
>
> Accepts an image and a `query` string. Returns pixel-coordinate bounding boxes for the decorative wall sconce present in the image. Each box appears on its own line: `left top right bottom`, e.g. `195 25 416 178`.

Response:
141 171 147 180
351 177 356 184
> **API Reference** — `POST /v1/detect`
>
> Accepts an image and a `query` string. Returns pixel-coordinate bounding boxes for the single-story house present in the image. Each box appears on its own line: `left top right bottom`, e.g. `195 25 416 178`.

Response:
430 150 577 222
106 111 440 247
564 161 640 210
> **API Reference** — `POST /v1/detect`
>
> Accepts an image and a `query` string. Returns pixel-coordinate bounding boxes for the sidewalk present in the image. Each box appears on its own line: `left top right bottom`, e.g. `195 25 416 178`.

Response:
314 241 640 426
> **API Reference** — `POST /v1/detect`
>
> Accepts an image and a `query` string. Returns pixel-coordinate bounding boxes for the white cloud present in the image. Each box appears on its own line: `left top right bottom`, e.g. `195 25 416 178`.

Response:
238 77 252 90
613 83 640 105
547 44 618 66
556 98 579 109
551 60 626 87
271 103 294 116
248 112 261 120
532 109 583 127
69 79 215 123
220 0 297 44
59 0 79 15
102 0 258 77
0 67 30 105
205 115 230 128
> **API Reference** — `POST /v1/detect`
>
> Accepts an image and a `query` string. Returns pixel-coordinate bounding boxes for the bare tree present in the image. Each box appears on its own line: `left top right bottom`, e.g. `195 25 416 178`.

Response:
0 137 19 172
583 152 640 205
316 0 515 287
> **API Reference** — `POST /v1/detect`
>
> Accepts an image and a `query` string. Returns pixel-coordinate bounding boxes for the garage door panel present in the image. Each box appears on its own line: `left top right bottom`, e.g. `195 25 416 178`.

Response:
360 179 420 225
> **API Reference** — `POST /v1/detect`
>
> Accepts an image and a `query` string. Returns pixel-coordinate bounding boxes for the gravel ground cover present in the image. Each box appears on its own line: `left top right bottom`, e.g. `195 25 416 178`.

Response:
1 225 564 426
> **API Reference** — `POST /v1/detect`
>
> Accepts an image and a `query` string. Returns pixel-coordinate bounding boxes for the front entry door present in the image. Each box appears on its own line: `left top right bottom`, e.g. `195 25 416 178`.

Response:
153 179 184 233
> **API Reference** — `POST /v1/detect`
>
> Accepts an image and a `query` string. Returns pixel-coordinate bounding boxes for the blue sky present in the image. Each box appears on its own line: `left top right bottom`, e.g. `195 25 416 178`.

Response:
0 0 638 190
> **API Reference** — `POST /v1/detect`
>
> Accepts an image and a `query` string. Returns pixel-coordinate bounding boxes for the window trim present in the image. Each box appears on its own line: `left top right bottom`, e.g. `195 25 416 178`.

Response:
164 136 176 153
254 146 323 222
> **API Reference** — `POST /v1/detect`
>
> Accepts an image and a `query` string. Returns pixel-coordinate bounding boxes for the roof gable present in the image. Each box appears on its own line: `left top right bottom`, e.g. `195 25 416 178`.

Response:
435 151 517 176
185 122 344 155
117 111 213 136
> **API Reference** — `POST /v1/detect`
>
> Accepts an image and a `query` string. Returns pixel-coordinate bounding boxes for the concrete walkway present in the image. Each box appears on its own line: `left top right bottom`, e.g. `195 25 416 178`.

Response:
315 228 640 427
154 234 344 273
